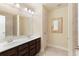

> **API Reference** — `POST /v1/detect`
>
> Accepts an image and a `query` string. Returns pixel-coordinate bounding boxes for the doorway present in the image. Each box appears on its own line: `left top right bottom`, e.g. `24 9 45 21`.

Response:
41 3 78 56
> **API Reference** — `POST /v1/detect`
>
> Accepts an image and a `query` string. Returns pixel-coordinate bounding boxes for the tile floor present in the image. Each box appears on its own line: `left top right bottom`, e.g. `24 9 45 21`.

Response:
76 49 79 56
38 47 68 56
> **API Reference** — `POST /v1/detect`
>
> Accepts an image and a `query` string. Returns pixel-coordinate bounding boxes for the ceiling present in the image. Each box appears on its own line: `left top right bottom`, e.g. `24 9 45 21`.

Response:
19 3 68 11
19 3 37 11
43 3 68 11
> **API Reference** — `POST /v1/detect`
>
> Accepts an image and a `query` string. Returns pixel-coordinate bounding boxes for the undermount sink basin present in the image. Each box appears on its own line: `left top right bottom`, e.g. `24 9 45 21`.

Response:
27 34 34 38
0 42 8 47
0 35 34 47
9 36 29 43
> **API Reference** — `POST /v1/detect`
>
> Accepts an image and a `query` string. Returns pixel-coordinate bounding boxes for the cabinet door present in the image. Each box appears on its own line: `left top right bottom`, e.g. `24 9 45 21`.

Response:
0 47 17 56
18 48 28 56
30 48 36 56
29 38 41 56
18 43 29 56
29 40 36 56
36 38 41 53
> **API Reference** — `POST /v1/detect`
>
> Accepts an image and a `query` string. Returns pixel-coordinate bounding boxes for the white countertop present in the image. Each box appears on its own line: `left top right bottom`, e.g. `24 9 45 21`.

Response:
0 34 40 53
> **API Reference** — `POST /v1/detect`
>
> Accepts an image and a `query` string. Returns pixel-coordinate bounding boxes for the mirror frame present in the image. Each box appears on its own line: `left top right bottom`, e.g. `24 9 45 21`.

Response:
51 17 63 33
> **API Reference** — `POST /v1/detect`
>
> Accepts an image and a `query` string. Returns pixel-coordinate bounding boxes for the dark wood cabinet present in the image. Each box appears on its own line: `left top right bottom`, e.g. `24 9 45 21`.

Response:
36 38 41 53
29 40 36 56
29 38 41 56
0 47 17 56
0 37 41 56
18 43 29 56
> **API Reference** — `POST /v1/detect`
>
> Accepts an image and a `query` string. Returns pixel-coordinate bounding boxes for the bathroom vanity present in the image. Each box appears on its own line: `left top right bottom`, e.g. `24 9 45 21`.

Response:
0 10 41 56
0 35 41 56
0 4 41 56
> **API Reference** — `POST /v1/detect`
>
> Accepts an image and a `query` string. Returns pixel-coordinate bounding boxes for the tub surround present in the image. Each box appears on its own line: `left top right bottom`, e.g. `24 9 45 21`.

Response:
0 34 40 53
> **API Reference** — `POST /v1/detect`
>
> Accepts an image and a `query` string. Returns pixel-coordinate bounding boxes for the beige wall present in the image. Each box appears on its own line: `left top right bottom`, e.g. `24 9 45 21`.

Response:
48 6 68 50
67 3 78 56
73 4 78 55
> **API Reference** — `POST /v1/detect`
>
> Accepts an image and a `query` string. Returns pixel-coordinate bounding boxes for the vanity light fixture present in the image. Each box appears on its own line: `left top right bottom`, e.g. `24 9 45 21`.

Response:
28 9 34 15
31 11 34 15
28 9 32 14
15 3 20 8
24 8 28 12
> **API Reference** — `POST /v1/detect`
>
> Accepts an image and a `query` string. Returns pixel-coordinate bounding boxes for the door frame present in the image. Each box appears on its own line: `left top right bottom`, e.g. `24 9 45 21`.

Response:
68 3 78 56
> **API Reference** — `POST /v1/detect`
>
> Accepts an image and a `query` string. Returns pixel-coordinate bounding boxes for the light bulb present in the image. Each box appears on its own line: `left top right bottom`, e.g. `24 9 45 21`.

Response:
15 4 20 7
24 8 28 12
28 9 31 13
31 11 34 15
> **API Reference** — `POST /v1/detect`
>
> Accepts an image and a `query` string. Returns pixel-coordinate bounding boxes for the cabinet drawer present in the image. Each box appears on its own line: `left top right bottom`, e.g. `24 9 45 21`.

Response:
36 38 41 43
36 46 40 50
29 40 36 46
36 43 40 47
18 48 28 56
30 45 36 50
18 43 29 56
18 43 28 51
30 48 36 56
0 48 17 56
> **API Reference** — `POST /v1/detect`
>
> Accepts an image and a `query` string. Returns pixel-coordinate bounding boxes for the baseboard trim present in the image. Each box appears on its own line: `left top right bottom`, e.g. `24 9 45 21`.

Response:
47 44 68 51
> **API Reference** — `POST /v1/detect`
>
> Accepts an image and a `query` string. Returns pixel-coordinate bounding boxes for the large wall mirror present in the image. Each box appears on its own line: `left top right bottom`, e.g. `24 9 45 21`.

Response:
0 15 5 39
19 15 33 36
0 12 18 42
0 11 33 42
